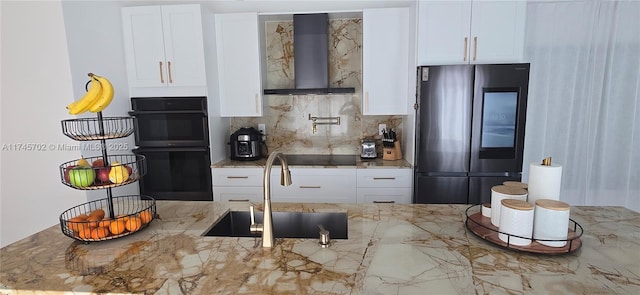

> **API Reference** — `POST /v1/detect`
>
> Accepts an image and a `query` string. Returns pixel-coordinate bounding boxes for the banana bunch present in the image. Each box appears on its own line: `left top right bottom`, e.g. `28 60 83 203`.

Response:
67 73 115 115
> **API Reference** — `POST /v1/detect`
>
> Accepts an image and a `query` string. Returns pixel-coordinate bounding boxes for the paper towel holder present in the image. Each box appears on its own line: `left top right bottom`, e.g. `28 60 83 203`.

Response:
541 157 552 166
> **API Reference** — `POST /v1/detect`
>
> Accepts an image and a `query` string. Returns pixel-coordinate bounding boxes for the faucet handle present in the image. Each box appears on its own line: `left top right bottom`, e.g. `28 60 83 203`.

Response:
249 204 263 233
249 204 256 224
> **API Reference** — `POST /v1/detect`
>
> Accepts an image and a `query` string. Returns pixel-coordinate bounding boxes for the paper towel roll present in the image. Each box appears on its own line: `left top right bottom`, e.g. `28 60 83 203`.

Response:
527 163 562 205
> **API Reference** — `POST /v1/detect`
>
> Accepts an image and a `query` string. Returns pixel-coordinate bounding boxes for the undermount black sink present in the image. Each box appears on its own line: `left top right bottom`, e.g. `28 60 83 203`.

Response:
203 211 348 239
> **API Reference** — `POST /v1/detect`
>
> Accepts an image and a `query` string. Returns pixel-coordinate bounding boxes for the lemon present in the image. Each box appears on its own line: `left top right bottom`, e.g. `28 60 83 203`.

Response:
108 161 130 184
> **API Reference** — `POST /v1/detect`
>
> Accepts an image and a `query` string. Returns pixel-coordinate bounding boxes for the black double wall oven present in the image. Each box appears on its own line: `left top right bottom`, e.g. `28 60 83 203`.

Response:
130 97 212 201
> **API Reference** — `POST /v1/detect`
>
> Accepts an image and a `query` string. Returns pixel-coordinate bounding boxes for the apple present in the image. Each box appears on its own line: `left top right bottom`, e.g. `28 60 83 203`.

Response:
68 167 96 188
63 165 77 183
125 165 133 176
92 158 104 167
95 167 111 184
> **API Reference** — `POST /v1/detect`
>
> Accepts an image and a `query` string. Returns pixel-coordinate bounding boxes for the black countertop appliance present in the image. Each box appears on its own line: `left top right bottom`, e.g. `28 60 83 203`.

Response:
230 127 263 161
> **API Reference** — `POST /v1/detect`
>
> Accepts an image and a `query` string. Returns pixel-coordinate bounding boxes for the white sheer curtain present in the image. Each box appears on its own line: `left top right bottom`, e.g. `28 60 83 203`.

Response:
522 0 640 212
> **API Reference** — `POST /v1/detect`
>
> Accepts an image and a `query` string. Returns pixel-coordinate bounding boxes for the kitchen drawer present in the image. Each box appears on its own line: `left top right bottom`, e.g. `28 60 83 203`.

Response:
357 188 412 204
213 186 262 202
270 168 357 203
212 168 264 187
356 168 412 188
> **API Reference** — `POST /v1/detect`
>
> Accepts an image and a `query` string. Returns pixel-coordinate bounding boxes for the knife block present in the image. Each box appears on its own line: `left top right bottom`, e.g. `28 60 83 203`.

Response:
383 141 402 161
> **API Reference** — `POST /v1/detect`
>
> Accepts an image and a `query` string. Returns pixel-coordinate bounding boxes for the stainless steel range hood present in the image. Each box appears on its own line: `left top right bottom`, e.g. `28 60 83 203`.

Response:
263 13 355 95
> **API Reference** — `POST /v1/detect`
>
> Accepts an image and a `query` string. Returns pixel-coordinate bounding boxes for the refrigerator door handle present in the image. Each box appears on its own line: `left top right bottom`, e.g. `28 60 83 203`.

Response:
468 172 522 177
424 172 469 177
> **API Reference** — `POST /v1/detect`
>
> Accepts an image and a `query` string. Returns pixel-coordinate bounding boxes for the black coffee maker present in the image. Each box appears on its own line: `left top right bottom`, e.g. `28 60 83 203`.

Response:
229 127 263 161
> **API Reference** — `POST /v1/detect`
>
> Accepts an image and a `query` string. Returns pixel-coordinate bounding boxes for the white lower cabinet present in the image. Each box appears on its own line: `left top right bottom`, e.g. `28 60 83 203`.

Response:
356 168 413 204
271 168 357 203
212 168 263 202
213 167 412 204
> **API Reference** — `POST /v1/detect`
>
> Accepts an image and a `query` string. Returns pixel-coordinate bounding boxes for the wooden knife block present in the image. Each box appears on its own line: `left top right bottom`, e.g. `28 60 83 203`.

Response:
383 141 402 161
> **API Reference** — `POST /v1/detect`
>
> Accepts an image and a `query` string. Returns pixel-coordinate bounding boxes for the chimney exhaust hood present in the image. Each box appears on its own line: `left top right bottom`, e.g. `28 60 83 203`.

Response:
263 13 355 95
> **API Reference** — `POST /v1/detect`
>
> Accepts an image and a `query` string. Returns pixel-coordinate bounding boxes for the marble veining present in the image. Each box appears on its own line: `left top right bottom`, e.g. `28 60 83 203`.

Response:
2 202 639 294
232 18 403 156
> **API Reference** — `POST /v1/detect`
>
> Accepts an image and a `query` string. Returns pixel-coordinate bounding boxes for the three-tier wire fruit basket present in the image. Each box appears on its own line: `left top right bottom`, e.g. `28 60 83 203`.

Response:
58 112 156 242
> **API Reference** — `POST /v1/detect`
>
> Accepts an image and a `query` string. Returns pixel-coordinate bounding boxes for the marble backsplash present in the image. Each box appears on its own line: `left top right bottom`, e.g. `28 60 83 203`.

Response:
230 18 403 155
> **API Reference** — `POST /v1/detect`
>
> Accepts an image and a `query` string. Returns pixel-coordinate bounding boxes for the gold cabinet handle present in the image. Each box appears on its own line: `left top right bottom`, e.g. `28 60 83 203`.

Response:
373 177 396 180
228 199 250 202
167 61 173 83
373 200 395 204
473 36 478 61
255 94 259 114
463 37 468 61
299 186 321 189
159 61 164 83
226 176 249 179
365 92 369 112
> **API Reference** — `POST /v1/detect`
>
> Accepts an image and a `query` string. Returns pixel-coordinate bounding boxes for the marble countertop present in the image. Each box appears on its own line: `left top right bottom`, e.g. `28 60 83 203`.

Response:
211 156 412 169
1 202 639 294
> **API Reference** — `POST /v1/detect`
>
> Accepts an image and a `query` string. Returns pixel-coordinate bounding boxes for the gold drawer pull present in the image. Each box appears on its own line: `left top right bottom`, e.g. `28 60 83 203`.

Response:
373 177 396 180
463 37 468 61
167 61 173 83
159 61 164 83
365 92 369 112
227 176 249 179
228 199 250 202
373 200 395 204
255 94 259 114
299 186 321 189
473 36 478 61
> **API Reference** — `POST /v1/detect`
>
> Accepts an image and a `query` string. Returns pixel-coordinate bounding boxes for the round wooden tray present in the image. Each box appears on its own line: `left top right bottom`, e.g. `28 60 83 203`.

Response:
465 205 583 254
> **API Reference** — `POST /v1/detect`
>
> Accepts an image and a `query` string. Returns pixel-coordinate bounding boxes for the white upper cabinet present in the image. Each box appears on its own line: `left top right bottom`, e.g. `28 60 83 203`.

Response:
362 7 411 115
215 13 263 117
122 4 206 96
417 0 526 65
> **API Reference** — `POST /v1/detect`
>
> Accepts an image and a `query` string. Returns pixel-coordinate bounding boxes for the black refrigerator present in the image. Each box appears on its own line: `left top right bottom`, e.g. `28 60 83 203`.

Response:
414 64 530 204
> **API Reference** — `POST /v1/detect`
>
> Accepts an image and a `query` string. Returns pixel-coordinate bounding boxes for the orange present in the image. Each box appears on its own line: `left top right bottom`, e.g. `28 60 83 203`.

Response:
87 215 102 228
68 216 88 232
109 220 126 235
77 227 92 240
125 217 142 232
98 218 112 228
89 209 105 220
117 214 131 223
138 210 153 224
91 227 110 240
75 214 90 221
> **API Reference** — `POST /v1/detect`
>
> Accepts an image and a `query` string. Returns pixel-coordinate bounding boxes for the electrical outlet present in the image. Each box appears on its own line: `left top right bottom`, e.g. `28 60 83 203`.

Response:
258 123 266 135
378 124 387 136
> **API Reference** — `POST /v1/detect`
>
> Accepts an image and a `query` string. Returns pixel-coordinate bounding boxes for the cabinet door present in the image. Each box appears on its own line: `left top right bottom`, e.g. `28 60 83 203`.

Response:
362 7 410 115
215 13 263 117
417 0 472 65
122 6 167 87
470 1 526 63
160 5 207 87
